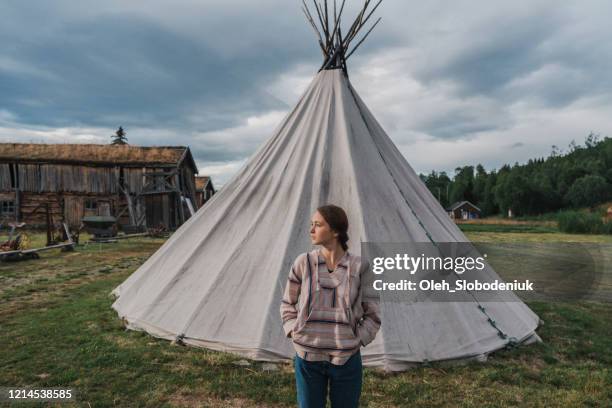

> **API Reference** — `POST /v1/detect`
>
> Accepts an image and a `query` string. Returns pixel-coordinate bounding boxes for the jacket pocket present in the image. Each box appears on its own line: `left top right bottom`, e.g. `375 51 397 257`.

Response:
351 321 359 339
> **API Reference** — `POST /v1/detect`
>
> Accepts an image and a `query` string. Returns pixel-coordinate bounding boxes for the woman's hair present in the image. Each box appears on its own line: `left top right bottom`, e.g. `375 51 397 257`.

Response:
316 204 349 251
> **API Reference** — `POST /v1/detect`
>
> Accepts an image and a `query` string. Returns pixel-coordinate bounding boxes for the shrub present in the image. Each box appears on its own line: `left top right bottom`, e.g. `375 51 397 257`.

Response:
564 175 611 208
557 210 607 234
600 220 612 234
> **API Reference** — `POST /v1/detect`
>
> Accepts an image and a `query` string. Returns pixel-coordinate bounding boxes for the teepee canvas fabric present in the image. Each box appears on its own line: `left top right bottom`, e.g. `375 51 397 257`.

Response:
111 69 541 371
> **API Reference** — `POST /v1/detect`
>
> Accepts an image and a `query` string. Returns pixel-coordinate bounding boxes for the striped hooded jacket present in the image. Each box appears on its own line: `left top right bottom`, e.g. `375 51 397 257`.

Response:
280 249 381 365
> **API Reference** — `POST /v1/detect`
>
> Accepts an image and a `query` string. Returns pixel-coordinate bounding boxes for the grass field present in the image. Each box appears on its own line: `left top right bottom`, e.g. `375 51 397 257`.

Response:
457 223 559 234
0 230 611 407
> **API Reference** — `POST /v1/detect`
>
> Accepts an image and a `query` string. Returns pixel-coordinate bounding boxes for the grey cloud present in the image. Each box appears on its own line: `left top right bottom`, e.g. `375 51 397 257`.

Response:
190 144 251 163
417 117 501 140
1 0 612 183
417 14 561 95
408 4 612 109
0 11 302 131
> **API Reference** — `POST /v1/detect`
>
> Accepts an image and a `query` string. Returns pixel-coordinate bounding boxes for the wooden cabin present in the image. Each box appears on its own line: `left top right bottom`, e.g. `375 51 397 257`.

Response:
446 200 482 220
195 176 216 208
0 143 199 230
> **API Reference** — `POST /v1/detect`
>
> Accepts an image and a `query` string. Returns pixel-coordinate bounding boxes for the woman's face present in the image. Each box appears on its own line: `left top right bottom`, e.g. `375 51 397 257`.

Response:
310 211 337 246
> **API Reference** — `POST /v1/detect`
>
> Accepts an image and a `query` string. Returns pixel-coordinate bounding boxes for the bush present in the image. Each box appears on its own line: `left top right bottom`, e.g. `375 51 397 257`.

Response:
600 221 612 234
564 175 611 208
557 210 610 234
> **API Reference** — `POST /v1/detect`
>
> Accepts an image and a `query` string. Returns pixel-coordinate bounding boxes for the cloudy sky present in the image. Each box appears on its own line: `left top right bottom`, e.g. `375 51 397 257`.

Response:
1 0 611 186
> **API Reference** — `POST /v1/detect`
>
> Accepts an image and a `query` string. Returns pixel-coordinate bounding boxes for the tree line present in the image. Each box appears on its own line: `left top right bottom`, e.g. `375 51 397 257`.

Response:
420 133 612 217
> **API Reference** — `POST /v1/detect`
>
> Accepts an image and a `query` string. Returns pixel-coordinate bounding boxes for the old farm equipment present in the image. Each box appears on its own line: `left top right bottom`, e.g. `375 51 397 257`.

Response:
0 203 75 261
82 215 119 242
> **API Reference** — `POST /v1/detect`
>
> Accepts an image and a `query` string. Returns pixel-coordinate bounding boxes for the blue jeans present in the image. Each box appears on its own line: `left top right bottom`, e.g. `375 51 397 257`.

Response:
294 351 363 408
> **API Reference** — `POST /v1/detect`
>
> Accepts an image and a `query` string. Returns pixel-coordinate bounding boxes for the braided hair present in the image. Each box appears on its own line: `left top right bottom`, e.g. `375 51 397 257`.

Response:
316 204 349 251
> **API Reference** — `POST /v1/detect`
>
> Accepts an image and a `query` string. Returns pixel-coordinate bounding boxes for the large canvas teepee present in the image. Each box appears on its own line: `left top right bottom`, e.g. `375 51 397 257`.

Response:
111 1 541 371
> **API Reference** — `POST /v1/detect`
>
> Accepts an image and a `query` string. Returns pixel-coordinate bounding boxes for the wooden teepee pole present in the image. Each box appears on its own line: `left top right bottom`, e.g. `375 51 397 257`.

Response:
306 0 383 72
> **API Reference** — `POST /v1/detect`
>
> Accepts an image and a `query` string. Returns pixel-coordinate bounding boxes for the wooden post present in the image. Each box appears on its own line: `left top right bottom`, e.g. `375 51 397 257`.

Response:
183 168 198 212
45 202 52 246
119 184 137 225
13 163 20 223
329 0 346 47
174 172 185 227
345 17 381 60
312 0 328 41
302 3 327 55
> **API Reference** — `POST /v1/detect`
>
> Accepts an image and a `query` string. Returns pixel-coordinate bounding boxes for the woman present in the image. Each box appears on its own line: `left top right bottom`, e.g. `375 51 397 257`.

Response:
280 204 381 408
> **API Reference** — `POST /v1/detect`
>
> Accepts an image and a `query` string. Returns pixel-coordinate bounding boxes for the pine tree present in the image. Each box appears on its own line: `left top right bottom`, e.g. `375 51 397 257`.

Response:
111 126 128 145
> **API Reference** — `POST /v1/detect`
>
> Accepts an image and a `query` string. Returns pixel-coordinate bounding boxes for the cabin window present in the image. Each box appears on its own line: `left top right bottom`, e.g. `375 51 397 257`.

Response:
84 199 98 211
1 200 15 215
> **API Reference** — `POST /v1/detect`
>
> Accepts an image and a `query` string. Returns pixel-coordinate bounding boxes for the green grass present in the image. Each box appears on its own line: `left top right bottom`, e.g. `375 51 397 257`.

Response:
458 223 559 234
478 202 612 236
0 233 611 407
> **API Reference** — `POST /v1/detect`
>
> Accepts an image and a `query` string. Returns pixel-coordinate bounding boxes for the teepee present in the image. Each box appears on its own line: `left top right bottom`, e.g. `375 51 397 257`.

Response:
111 0 541 371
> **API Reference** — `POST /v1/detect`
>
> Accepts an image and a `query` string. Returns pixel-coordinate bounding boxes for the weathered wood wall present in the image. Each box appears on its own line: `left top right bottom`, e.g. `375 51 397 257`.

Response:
15 164 121 193
182 166 198 209
0 161 196 229
124 168 145 194
145 194 176 229
0 164 13 190
18 192 64 226
0 192 15 201
16 193 131 227
1 163 196 194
